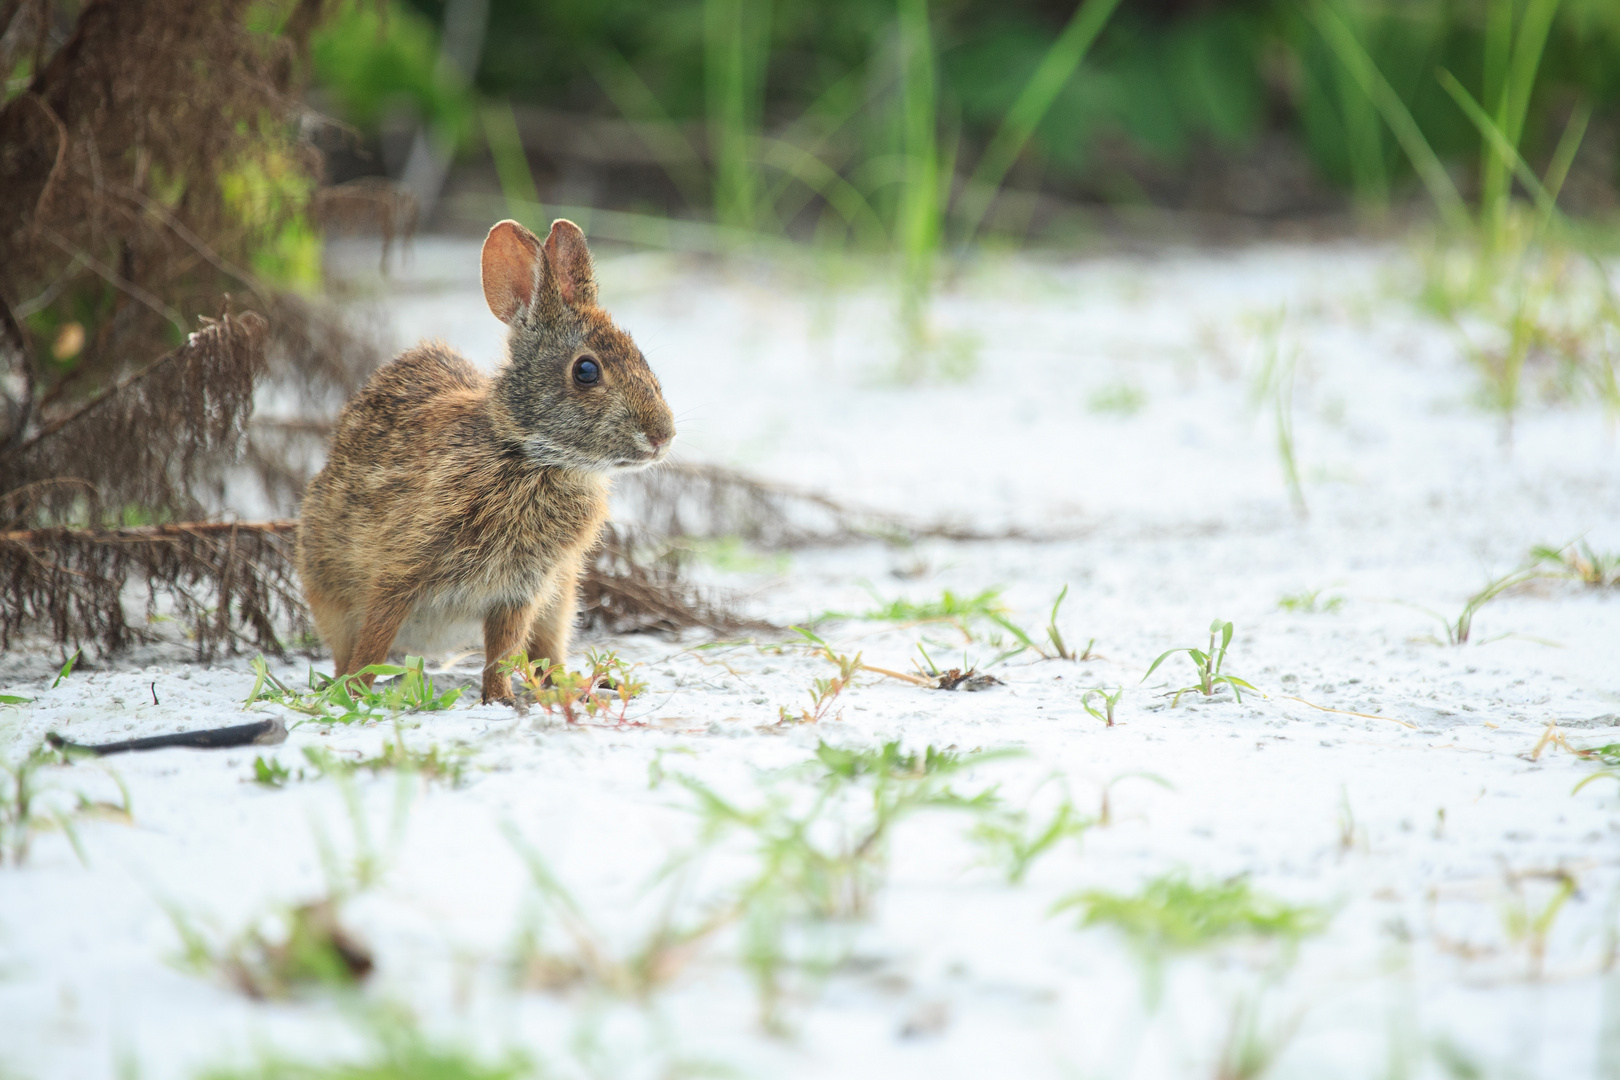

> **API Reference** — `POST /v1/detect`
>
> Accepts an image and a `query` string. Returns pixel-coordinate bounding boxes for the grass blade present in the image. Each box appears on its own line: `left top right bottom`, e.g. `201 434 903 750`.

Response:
957 0 1124 242
1306 0 1470 234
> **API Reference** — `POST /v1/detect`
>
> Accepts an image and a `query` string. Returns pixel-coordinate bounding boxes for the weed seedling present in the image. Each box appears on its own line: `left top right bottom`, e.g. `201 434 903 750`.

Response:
1081 685 1124 726
297 734 473 790
1 741 130 866
972 793 1091 884
1054 872 1327 954
52 650 80 689
1532 542 1620 588
1277 588 1345 614
664 738 1010 1030
170 770 406 998
1250 307 1308 519
170 897 373 1000
1500 868 1577 979
1042 585 1096 660
245 655 462 726
252 755 291 787
1410 567 1542 645
505 824 731 998
504 648 647 724
1142 620 1258 706
194 1011 531 1080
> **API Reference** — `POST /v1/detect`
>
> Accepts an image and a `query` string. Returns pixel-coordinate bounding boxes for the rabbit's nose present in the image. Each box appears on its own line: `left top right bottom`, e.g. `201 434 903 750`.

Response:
646 433 669 453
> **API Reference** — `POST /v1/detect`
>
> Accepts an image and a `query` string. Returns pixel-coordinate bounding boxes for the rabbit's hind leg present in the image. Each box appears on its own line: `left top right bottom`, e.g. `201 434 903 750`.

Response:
345 590 413 686
483 599 541 704
306 586 358 676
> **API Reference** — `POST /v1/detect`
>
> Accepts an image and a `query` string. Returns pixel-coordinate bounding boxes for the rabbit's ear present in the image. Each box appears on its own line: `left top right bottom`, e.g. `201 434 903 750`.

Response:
481 220 544 325
541 219 598 308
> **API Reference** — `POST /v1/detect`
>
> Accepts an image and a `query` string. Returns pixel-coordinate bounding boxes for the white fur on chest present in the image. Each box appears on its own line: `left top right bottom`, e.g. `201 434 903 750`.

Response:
392 570 565 659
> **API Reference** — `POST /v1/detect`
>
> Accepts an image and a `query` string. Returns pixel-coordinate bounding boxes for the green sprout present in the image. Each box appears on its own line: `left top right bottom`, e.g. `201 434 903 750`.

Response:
1142 620 1258 706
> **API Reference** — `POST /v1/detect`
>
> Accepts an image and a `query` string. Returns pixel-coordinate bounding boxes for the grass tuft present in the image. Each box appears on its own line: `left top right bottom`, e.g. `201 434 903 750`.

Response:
1055 872 1328 953
1 740 130 866
1532 541 1620 588
1142 619 1259 706
503 648 647 725
245 655 462 726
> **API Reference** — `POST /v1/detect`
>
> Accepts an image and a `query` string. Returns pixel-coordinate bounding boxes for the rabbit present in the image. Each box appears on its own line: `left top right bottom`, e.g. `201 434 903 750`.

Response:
296 218 675 704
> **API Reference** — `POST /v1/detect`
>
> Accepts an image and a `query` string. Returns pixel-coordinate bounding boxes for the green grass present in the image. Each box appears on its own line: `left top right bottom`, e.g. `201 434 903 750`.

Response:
971 792 1091 884
1250 308 1307 519
253 728 473 790
1081 685 1124 726
1 741 130 866
1055 872 1328 952
1532 541 1620 588
1277 587 1345 614
194 1011 532 1079
955 0 1123 242
663 738 1009 1030
502 648 647 724
1087 383 1147 415
505 824 731 999
704 0 772 234
1409 566 1542 645
244 656 462 727
170 771 408 998
822 584 1086 665
1142 619 1259 706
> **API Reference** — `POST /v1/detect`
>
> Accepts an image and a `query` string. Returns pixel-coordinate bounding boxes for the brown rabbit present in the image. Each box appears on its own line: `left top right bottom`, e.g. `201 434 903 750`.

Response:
296 219 675 704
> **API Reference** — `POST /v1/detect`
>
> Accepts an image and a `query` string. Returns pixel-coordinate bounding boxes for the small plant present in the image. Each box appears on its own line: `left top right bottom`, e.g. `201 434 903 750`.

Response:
256 731 473 790
664 739 1008 1030
971 794 1091 884
780 652 858 725
1055 872 1328 953
1142 620 1259 706
1499 868 1578 979
503 648 647 725
1277 587 1345 613
1250 308 1308 519
1410 566 1542 645
52 649 80 689
252 755 291 787
166 886 375 1001
1 741 130 866
1081 685 1124 726
1532 542 1620 588
1054 873 1322 1007
244 655 462 726
170 771 406 998
195 1012 532 1080
505 825 732 998
791 626 932 691
1040 585 1095 661
1087 383 1146 415
1096 771 1172 827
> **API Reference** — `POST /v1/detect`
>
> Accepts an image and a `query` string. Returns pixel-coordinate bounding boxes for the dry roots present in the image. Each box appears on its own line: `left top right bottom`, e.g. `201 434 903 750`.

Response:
1 519 755 661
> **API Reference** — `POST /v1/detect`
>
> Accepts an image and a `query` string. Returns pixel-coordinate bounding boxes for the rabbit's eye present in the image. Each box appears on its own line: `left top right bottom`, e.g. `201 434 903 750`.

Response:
573 357 601 386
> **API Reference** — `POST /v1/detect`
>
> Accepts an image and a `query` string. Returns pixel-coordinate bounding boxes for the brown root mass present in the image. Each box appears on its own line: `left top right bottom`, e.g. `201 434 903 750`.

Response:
1 519 755 661
0 0 385 532
0 520 307 660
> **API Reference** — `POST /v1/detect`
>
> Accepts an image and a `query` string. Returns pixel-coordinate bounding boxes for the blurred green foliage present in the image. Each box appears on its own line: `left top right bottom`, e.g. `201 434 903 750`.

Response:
310 0 1620 214
311 1 475 147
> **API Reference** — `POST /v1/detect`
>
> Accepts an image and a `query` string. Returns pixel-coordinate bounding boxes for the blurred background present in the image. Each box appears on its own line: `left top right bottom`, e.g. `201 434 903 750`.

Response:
306 0 1620 240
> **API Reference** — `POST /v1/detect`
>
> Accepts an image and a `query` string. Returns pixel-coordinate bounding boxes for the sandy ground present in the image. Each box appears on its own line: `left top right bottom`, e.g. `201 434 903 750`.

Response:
2 237 1619 1080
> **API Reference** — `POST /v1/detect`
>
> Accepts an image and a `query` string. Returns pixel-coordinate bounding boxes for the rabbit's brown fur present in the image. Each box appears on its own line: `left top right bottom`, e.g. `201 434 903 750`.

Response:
297 219 674 703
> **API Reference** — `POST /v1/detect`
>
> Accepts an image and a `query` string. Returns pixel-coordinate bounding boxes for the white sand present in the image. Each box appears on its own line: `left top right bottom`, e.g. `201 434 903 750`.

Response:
2 238 1618 1079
